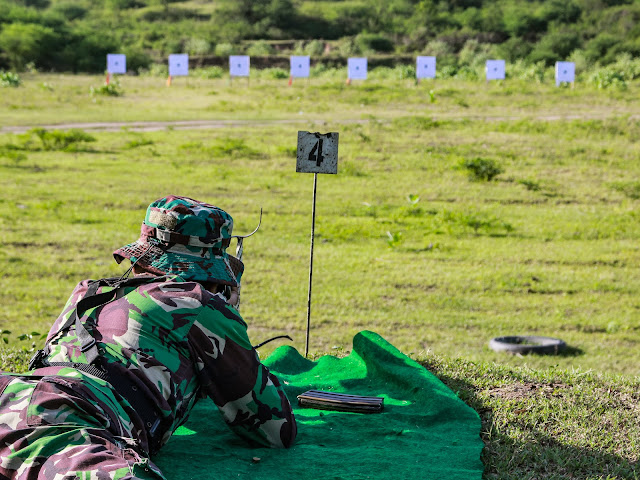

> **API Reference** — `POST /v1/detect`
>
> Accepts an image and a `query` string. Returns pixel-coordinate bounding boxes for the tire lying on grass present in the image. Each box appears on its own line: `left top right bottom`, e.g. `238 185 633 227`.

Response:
489 336 566 355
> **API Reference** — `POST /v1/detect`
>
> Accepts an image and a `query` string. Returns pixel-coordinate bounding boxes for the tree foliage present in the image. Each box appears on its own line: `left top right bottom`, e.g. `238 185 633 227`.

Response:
0 0 639 72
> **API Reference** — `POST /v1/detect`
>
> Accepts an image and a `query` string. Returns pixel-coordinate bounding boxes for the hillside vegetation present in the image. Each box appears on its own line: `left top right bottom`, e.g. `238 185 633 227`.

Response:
1 0 640 73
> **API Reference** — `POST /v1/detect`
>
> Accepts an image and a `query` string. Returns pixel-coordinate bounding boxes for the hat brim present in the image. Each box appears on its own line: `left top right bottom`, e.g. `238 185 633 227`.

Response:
114 239 242 287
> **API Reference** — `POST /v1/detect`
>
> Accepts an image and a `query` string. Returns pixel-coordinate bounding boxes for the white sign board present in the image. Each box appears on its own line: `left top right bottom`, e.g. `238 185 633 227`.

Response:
296 131 339 174
290 56 310 78
168 54 189 77
416 56 436 79
486 60 505 81
348 58 367 80
107 54 126 74
229 55 250 77
555 62 575 86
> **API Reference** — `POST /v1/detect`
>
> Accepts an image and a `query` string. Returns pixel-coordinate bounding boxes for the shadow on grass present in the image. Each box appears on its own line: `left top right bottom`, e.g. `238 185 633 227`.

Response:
558 345 584 357
424 363 638 480
498 345 585 358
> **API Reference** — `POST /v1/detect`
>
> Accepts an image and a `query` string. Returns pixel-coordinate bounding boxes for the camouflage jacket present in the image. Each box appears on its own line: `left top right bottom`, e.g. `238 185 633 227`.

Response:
42 275 297 453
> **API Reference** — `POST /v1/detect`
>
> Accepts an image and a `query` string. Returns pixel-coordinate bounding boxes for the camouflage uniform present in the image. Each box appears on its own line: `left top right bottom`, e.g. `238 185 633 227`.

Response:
0 196 296 479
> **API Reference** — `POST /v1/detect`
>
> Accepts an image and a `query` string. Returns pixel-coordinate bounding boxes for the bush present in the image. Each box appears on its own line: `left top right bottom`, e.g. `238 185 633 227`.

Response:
588 54 640 89
459 157 503 181
185 37 211 56
310 65 345 80
423 40 454 57
304 39 325 57
539 0 582 23
337 37 359 57
437 209 514 236
261 68 289 79
355 33 395 54
589 69 627 90
194 66 224 79
214 43 239 56
0 71 21 87
0 22 58 71
496 37 534 63
90 81 123 97
396 65 416 80
507 60 549 83
458 39 497 68
51 2 88 20
454 65 480 81
584 33 619 64
567 49 590 75
437 65 458 79
503 8 547 38
529 31 581 65
18 128 96 151
122 47 152 73
139 63 168 77
247 40 274 56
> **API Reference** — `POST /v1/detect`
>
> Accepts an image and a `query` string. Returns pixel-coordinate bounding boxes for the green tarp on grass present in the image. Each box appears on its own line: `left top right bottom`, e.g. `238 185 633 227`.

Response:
156 331 484 479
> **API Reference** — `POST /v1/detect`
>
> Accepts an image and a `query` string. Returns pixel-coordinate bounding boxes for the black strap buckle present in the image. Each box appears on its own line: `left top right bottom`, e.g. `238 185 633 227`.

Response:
80 338 96 352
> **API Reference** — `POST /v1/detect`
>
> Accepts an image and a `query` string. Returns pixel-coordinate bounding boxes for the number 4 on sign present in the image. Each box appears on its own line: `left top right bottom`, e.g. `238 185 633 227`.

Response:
296 132 338 174
308 139 324 166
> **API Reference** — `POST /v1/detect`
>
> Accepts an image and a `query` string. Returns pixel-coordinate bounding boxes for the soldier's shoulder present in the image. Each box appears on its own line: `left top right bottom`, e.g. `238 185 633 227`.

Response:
141 277 224 308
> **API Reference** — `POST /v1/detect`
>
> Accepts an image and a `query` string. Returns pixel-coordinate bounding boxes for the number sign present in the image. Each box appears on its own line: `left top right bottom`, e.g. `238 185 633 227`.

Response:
107 54 126 74
290 56 310 78
296 131 339 174
230 56 250 77
416 56 436 79
485 60 505 81
169 54 189 76
555 62 575 86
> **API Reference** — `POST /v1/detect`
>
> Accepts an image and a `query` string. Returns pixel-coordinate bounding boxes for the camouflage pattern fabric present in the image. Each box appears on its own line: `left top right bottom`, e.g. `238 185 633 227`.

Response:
0 369 163 479
0 276 296 479
113 195 244 288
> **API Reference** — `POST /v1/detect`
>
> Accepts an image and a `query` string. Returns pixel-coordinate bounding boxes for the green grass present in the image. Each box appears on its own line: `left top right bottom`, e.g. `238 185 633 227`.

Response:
2 72 640 128
424 354 640 480
1 73 639 479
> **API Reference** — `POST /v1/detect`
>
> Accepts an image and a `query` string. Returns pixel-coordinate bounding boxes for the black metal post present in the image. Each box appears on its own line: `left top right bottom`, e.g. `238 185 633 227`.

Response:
305 173 318 358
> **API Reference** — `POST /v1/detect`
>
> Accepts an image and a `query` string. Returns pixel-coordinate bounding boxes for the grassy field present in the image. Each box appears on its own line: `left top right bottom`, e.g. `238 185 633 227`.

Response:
1 72 639 478
1 71 639 128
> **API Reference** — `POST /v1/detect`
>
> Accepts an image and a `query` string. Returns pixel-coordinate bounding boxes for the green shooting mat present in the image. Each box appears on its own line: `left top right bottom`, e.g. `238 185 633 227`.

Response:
155 331 484 479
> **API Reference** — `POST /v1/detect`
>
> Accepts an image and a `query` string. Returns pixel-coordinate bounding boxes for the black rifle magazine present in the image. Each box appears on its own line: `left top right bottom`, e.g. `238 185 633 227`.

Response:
297 390 384 413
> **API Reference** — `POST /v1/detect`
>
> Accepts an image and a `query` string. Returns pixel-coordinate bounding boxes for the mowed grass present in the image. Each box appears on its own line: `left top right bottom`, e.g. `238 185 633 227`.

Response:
1 71 640 128
1 74 639 479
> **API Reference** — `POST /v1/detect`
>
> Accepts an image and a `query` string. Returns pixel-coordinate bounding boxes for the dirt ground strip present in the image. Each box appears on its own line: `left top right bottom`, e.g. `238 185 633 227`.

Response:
2 113 639 134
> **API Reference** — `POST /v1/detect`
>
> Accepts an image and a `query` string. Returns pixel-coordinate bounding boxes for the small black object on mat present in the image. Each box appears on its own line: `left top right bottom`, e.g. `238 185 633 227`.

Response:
297 390 384 413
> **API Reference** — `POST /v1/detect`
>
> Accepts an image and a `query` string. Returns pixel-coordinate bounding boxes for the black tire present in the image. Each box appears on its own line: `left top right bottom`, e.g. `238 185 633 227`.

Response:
489 335 566 355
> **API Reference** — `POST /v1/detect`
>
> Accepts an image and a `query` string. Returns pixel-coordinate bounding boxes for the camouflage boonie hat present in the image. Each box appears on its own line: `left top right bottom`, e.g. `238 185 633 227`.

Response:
114 195 243 286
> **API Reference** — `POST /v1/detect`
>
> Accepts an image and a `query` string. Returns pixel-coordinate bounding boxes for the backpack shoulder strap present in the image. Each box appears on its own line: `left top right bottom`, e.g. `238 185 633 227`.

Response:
30 275 169 370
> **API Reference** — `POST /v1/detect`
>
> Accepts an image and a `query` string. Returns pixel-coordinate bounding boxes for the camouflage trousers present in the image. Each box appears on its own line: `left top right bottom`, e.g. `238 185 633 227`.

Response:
0 373 165 480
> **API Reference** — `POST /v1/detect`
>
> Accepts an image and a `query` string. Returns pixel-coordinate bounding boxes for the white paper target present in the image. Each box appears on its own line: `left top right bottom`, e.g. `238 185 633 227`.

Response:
416 56 436 79
348 58 367 80
486 60 505 80
107 54 126 74
229 56 250 77
290 56 310 78
555 62 575 86
296 131 339 174
168 54 189 76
